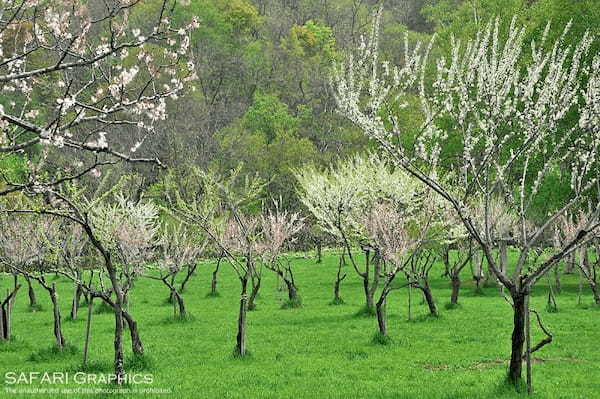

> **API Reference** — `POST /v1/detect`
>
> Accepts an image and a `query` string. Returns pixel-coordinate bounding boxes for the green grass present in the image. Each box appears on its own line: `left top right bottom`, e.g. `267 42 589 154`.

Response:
1 250 599 398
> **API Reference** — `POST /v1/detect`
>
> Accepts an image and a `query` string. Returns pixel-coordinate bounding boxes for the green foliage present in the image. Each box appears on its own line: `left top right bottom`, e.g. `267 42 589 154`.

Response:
285 21 338 61
242 92 299 143
0 154 27 184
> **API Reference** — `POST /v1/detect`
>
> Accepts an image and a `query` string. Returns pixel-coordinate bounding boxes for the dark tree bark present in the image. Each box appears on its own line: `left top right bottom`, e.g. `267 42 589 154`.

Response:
589 281 600 305
235 275 249 356
179 264 197 294
315 240 322 264
333 256 346 303
122 310 144 355
247 274 261 311
376 295 387 336
420 282 438 316
508 293 526 384
210 252 223 296
25 277 37 307
284 278 298 302
113 307 125 383
0 285 20 340
450 274 461 305
49 283 66 350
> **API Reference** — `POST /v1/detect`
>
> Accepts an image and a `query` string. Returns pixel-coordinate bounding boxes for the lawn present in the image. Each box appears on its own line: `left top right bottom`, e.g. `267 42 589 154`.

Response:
1 250 599 398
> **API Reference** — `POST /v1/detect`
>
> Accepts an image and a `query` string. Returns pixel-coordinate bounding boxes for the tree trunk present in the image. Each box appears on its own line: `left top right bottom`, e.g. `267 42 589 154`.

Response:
285 279 298 301
1 285 20 340
174 290 187 317
334 277 343 302
122 310 144 355
316 240 322 264
210 264 219 296
554 264 562 294
363 277 374 311
508 293 526 385
83 296 94 366
376 296 387 336
407 283 412 321
26 277 37 307
565 252 575 274
473 253 484 292
247 276 261 311
71 281 82 320
113 307 125 384
589 281 600 305
525 294 532 394
235 277 249 356
367 252 382 307
450 274 461 305
418 282 437 316
179 265 197 293
210 258 221 296
0 302 4 341
499 241 508 275
50 284 66 350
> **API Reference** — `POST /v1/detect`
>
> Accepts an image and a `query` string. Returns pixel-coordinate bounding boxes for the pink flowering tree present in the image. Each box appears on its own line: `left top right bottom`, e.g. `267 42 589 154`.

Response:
332 10 600 387
258 203 305 308
0 213 70 350
151 223 205 319
0 0 198 195
557 210 600 305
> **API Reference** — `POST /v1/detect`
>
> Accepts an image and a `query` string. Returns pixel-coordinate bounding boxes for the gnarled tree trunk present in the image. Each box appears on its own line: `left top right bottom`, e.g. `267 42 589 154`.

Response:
508 292 526 384
247 274 261 311
49 283 66 350
450 274 461 305
420 282 438 316
0 285 20 340
25 277 37 308
122 309 144 355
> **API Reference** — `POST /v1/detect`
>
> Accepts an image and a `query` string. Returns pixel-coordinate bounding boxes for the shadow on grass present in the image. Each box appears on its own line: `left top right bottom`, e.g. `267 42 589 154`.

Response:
29 343 79 362
94 302 113 314
329 297 345 306
160 314 196 324
0 336 30 352
28 304 44 313
281 297 303 309
353 305 376 318
444 302 461 310
371 331 393 346
407 313 441 323
126 353 154 371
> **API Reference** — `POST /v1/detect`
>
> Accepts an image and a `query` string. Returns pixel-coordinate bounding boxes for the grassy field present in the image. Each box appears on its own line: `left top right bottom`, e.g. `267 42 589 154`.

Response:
1 250 599 398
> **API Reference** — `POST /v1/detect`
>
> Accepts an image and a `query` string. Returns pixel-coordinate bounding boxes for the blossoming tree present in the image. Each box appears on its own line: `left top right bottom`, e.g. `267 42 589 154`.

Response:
258 204 305 308
331 11 600 387
295 153 421 314
0 0 198 195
